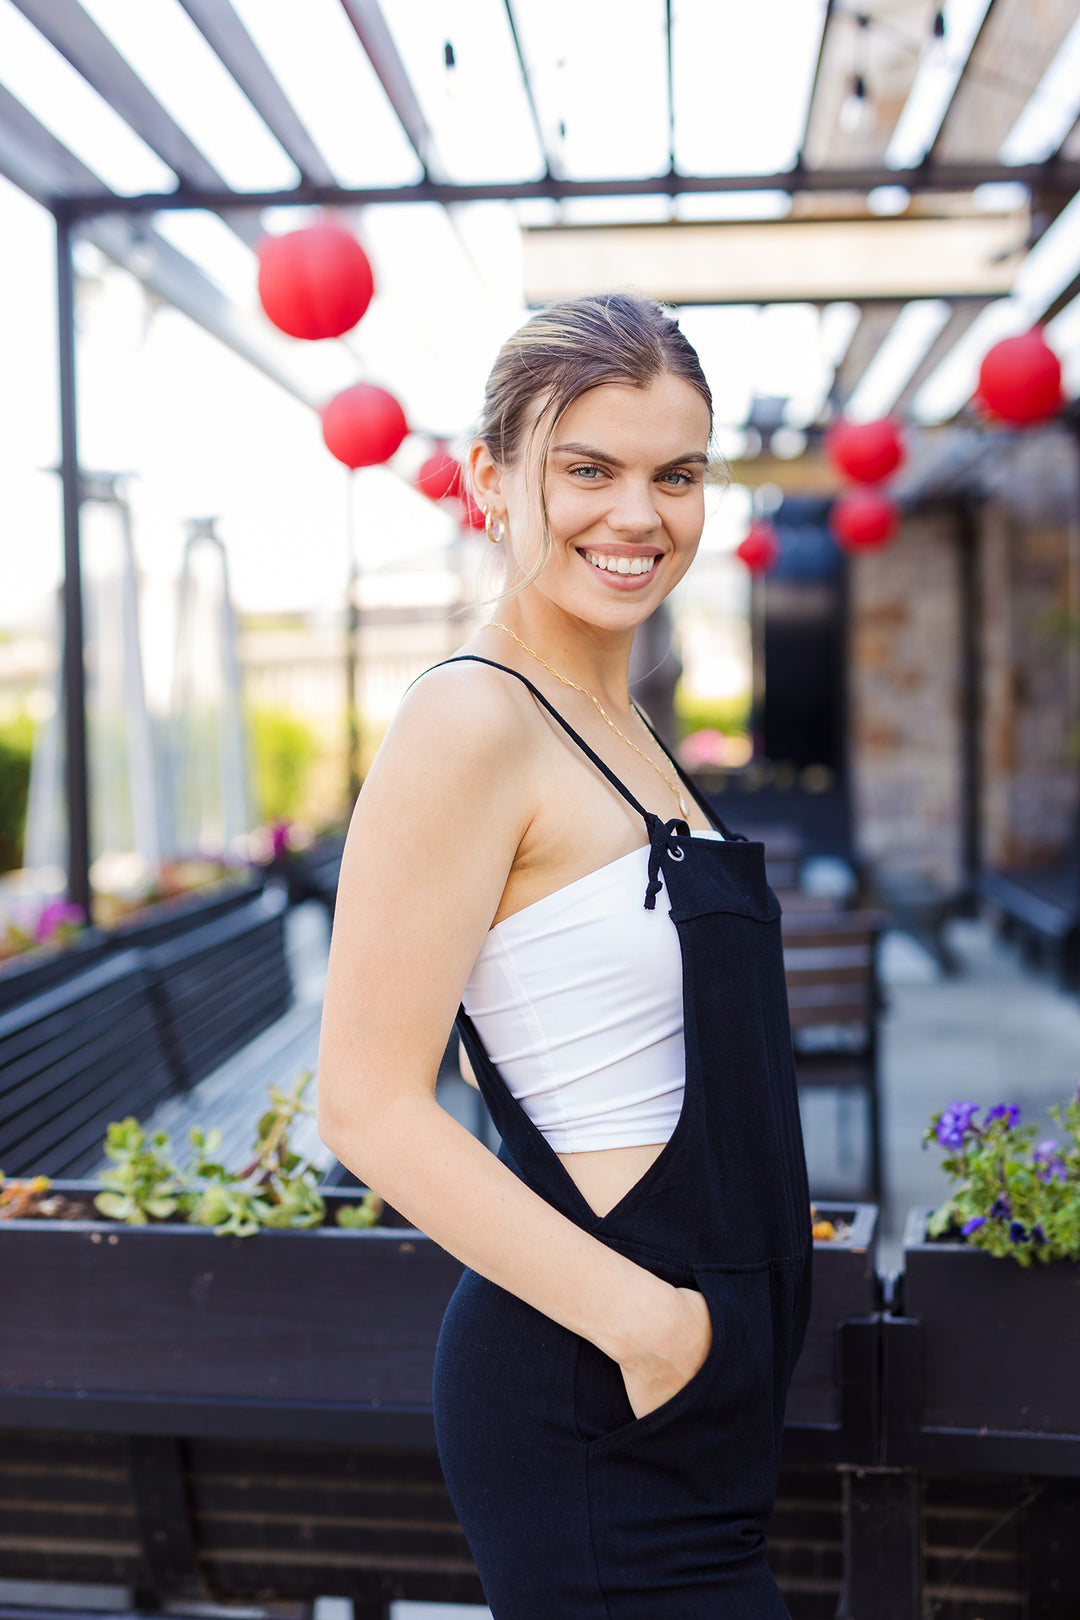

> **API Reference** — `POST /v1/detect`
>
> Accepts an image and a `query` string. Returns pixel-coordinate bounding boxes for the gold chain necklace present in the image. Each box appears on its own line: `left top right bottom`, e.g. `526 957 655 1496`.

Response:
488 621 691 819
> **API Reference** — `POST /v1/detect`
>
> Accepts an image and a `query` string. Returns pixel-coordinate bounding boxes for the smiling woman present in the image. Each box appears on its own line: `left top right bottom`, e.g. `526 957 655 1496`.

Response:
317 293 812 1618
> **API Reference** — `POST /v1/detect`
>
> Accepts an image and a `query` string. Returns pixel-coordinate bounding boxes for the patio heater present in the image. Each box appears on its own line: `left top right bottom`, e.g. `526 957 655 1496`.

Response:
168 519 251 859
25 474 162 903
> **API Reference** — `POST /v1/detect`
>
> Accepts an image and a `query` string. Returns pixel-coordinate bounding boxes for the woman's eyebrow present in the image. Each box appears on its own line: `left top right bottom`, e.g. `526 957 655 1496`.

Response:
551 442 709 470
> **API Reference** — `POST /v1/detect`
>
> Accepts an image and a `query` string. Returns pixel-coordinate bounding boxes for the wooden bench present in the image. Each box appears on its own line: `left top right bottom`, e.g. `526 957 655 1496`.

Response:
0 952 177 1177
782 908 887 1201
0 891 294 1179
270 834 347 921
978 864 1080 988
144 887 292 1091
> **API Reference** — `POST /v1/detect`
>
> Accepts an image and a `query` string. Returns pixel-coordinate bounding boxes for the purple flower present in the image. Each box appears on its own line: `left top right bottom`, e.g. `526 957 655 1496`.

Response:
989 1194 1012 1220
936 1100 980 1151
1033 1139 1067 1184
1009 1220 1028 1243
986 1104 1021 1129
961 1215 986 1235
1032 1223 1048 1247
270 820 291 858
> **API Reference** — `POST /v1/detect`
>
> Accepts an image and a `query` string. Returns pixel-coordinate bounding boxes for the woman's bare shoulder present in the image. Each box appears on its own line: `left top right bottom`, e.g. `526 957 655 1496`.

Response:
365 656 535 791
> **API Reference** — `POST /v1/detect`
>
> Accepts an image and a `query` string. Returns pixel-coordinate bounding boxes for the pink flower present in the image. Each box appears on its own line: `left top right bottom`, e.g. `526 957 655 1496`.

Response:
35 900 85 943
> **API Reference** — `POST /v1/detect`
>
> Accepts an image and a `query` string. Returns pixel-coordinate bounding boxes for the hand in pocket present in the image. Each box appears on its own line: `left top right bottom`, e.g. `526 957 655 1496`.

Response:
619 1284 713 1420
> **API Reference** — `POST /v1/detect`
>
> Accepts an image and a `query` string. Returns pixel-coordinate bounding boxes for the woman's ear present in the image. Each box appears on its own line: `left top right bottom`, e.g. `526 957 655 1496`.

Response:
468 441 504 512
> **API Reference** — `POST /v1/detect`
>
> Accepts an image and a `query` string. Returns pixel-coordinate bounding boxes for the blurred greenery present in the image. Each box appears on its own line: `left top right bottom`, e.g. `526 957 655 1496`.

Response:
249 704 321 825
0 715 34 873
673 681 752 741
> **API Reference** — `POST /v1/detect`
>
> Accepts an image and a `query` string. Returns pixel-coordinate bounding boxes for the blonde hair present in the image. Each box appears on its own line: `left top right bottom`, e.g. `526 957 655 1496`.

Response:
474 293 714 598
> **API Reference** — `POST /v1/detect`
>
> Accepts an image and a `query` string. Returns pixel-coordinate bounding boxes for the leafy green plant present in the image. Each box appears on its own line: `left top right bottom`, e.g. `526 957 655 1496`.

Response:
0 714 33 874
673 682 751 743
93 1118 184 1224
924 1092 1080 1266
335 1190 383 1228
249 704 321 824
183 1072 327 1237
5 1073 384 1238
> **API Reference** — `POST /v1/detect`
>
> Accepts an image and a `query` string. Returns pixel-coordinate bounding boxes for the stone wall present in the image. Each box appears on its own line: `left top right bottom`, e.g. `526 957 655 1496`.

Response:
848 508 964 888
978 463 1080 869
847 427 1080 887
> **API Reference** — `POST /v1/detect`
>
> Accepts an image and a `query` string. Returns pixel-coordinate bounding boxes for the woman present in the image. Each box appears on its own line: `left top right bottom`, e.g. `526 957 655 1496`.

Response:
318 293 813 1618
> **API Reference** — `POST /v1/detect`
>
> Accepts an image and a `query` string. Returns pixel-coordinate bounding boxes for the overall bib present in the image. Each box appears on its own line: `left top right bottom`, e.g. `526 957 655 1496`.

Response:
431 657 814 1618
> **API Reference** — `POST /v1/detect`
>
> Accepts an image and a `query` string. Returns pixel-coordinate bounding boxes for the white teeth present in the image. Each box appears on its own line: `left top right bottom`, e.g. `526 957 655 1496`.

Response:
583 550 658 577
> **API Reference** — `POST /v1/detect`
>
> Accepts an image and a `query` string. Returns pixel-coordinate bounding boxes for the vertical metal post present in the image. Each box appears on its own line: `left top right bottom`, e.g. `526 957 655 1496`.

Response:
955 497 981 906
55 209 91 919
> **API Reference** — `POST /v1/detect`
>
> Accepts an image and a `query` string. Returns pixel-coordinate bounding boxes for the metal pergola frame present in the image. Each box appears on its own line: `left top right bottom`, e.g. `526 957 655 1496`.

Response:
5 0 1077 916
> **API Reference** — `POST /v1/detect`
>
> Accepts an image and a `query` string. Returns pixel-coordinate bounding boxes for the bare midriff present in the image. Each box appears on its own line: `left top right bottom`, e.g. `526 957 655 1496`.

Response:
555 1141 667 1219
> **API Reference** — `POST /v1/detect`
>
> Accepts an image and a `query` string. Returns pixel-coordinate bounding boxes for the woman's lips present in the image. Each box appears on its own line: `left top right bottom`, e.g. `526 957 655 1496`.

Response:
578 548 662 589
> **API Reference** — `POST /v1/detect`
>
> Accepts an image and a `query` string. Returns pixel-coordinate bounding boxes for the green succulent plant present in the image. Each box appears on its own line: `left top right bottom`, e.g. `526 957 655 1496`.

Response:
335 1189 383 1229
93 1117 183 1225
183 1073 327 1238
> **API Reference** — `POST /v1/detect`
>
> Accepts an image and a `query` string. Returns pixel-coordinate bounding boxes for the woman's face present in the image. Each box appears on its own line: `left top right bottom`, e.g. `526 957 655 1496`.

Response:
477 372 711 632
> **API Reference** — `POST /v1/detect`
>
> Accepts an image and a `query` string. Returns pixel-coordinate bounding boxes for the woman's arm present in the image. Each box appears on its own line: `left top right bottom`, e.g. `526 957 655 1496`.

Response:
317 664 709 1414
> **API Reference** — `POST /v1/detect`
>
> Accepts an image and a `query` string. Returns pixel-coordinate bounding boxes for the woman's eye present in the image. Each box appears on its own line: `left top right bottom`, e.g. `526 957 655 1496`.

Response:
569 464 605 480
659 469 695 486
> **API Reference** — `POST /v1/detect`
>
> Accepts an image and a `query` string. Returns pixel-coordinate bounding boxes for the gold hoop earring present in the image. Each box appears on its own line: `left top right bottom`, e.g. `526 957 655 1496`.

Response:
484 509 506 545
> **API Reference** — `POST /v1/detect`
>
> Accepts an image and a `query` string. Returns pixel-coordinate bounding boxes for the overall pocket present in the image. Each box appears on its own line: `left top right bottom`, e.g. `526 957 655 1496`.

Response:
573 1274 724 1452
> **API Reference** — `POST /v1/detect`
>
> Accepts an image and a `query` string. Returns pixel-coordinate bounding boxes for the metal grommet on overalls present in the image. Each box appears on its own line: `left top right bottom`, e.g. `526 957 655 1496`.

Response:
431 655 813 1620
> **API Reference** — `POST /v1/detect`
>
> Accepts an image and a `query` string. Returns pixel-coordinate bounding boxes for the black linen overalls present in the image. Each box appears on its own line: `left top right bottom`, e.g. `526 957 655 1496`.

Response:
431 657 813 1619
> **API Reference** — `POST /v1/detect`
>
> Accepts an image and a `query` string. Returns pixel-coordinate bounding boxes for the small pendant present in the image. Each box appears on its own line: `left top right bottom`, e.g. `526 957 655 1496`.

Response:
678 791 690 817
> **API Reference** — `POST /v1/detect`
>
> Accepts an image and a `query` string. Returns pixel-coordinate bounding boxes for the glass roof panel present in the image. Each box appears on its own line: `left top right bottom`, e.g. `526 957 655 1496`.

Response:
556 195 672 224
152 210 258 304
510 0 670 179
79 0 298 190
999 14 1080 165
885 0 992 169
229 0 423 187
675 306 760 427
0 0 175 194
380 0 545 183
672 0 827 175
845 300 951 421
673 191 791 222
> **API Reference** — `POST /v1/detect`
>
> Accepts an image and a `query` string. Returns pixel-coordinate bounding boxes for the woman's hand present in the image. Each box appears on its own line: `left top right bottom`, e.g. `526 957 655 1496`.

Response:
618 1284 713 1420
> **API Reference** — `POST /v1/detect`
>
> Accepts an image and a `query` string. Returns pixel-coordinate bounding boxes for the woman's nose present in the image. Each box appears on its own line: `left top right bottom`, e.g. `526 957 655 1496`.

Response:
606 479 661 534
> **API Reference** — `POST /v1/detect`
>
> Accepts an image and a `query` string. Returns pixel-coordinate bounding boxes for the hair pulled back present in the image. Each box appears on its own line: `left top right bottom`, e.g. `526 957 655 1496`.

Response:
475 292 713 597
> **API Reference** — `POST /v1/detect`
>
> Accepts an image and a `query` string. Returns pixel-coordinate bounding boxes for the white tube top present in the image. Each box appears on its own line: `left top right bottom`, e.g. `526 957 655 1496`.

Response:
462 830 725 1153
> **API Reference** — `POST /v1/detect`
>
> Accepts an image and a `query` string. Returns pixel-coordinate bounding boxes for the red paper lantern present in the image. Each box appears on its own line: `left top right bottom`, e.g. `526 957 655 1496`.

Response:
736 521 780 573
416 450 463 503
321 383 408 469
257 222 374 341
976 329 1063 426
829 489 900 551
826 417 905 483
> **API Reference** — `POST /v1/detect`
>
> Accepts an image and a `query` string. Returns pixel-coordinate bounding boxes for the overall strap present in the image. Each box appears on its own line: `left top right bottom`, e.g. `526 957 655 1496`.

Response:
632 704 748 843
420 655 692 910
432 655 655 829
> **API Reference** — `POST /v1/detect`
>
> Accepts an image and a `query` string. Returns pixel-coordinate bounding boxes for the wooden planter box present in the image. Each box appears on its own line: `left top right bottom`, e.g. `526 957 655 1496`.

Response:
884 1207 1080 1475
0 1185 459 1444
0 881 261 1015
0 1191 876 1452
783 1202 880 1464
